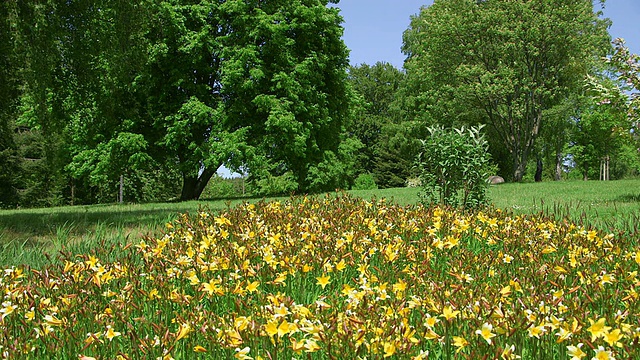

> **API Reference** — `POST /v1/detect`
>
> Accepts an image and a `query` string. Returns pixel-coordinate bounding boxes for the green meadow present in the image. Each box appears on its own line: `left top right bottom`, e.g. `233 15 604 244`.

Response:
1 180 639 268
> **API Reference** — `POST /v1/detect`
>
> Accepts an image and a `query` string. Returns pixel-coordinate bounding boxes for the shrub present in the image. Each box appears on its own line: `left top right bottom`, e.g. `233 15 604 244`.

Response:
352 173 378 190
250 172 298 196
417 125 496 209
201 175 246 199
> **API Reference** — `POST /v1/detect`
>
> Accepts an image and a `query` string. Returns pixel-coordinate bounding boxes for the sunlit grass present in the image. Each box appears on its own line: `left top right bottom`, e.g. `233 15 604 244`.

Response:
352 180 640 235
1 180 640 268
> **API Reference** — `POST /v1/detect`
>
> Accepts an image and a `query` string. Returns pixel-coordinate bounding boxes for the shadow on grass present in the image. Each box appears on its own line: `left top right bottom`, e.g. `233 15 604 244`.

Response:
0 208 172 244
0 203 230 245
615 193 640 203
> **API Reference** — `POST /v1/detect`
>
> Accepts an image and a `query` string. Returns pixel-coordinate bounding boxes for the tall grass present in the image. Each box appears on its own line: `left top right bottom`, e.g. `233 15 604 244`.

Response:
486 179 640 235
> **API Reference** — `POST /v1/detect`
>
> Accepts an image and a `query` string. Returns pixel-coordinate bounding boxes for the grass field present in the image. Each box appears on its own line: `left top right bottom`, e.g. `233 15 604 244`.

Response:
0 180 639 268
356 179 640 231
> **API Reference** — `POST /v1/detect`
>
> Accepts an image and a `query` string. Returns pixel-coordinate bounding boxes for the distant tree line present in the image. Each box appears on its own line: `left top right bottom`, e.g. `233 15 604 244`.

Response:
1 0 638 208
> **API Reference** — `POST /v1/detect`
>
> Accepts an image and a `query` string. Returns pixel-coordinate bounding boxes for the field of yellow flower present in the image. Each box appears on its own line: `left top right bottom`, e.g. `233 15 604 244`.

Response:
1 194 639 359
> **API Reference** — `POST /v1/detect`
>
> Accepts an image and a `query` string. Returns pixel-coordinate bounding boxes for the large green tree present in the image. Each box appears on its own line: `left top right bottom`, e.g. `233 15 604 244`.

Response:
95 0 350 200
217 0 351 196
9 0 168 205
6 0 72 207
346 62 404 179
402 0 611 181
60 0 171 203
11 0 351 203
0 1 20 208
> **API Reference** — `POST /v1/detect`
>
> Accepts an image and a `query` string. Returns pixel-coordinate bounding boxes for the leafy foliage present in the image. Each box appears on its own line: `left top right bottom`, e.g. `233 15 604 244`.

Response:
346 62 422 188
403 0 611 181
201 175 247 200
352 173 378 190
570 103 629 180
587 38 640 146
417 126 495 209
0 2 21 208
5 0 352 205
250 172 298 197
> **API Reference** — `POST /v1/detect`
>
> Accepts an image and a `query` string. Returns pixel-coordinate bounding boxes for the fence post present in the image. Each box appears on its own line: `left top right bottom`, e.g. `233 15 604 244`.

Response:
119 175 124 203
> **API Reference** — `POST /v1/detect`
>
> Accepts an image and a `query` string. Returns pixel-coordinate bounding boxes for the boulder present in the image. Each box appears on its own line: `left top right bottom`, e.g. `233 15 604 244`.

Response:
487 176 505 185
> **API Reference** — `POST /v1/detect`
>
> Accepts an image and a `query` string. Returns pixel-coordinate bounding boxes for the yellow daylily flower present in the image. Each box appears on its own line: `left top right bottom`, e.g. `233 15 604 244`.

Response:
592 346 614 360
476 322 496 344
604 328 624 347
442 305 460 321
566 343 586 360
316 274 331 289
175 323 190 341
264 321 279 337
453 336 468 353
234 346 252 360
193 345 207 353
105 325 121 341
587 318 611 341
383 341 396 358
246 280 260 293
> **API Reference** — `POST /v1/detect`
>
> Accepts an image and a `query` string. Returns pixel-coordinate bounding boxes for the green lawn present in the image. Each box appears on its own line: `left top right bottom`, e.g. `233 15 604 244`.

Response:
352 180 640 233
487 179 640 233
1 179 639 268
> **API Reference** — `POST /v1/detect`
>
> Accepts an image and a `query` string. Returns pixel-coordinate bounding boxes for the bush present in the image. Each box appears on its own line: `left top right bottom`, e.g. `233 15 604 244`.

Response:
251 172 298 197
417 125 496 209
352 173 378 190
201 175 247 199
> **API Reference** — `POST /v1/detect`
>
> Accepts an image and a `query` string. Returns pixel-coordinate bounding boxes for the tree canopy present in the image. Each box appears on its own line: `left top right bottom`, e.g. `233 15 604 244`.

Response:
402 0 612 181
2 0 639 208
5 0 351 203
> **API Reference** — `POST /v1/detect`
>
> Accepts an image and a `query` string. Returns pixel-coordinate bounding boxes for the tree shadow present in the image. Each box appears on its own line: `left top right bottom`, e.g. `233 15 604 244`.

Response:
614 193 640 203
0 208 175 239
0 195 280 248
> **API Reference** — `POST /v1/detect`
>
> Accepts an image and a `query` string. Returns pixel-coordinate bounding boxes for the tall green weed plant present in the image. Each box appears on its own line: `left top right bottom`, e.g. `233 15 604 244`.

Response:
417 125 496 209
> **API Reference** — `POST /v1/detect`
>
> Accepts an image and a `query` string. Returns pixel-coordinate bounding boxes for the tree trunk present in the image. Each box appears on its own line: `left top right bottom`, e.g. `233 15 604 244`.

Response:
600 156 610 181
583 163 588 181
180 166 217 201
513 161 526 182
498 111 541 183
119 174 124 203
535 158 542 182
554 152 562 181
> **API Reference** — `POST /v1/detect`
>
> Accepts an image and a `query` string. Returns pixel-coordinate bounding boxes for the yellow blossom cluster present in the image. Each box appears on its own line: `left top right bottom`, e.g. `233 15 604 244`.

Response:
0 194 638 359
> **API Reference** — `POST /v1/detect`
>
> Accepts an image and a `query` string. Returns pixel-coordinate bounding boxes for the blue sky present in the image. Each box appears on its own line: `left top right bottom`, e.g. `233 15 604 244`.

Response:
333 0 640 69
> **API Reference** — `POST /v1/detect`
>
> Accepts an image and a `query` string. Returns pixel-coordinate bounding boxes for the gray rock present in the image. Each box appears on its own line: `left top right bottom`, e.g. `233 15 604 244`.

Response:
487 176 505 185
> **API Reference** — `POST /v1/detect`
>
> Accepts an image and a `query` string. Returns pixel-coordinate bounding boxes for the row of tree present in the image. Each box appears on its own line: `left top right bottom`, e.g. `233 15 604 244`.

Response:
347 0 639 189
1 0 639 208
